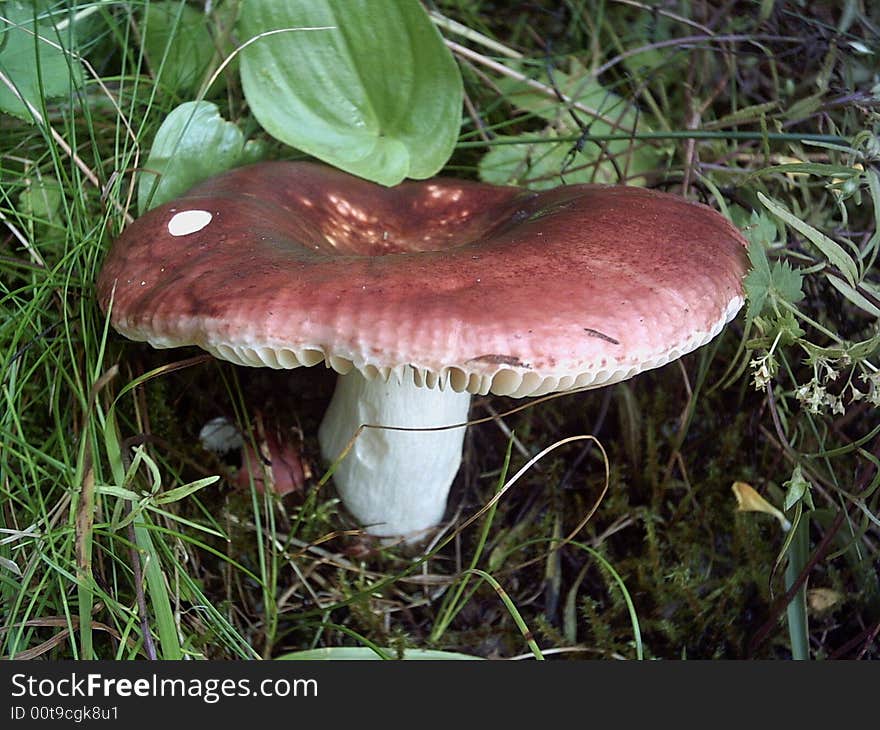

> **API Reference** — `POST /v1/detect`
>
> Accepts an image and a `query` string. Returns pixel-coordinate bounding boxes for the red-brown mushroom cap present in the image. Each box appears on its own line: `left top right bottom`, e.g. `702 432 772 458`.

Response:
97 161 748 396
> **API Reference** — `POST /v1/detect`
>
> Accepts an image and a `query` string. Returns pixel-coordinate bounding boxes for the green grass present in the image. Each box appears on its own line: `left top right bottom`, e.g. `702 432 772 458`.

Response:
1 0 878 660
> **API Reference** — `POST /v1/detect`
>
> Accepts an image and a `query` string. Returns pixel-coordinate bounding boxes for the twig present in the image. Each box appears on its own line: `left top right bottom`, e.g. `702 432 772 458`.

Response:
429 10 524 59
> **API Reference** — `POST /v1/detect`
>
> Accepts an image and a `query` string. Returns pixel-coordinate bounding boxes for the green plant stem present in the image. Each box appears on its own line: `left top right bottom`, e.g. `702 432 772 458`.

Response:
133 522 182 660
456 130 848 147
784 513 811 660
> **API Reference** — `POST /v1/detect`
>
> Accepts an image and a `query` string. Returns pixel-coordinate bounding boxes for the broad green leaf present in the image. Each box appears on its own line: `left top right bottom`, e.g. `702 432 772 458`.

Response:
237 0 462 186
141 1 218 96
743 209 781 248
743 238 804 321
0 1 82 121
771 262 805 309
479 130 661 188
18 174 63 224
758 191 860 287
479 133 575 189
480 63 662 188
743 239 772 320
612 8 687 83
138 101 264 213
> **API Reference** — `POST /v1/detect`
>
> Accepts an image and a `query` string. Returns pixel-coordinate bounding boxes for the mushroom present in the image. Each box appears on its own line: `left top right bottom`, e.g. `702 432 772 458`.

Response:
96 161 748 540
236 428 306 498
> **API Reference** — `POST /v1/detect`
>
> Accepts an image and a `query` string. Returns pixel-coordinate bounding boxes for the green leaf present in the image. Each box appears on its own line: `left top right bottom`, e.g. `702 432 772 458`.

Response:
0 1 82 121
775 310 805 344
18 174 62 224
138 101 264 213
613 9 687 83
825 273 880 319
847 333 880 362
743 209 781 248
479 63 662 188
480 130 662 189
154 476 220 505
492 61 613 123
758 191 860 287
705 100 780 129
743 162 860 183
479 133 570 189
96 484 142 502
802 335 880 365
141 1 219 96
743 238 804 321
783 465 814 511
743 240 772 320
771 259 805 308
237 0 462 186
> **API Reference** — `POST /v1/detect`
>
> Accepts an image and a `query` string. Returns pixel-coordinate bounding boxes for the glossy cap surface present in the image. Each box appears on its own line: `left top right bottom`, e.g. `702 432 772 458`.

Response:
97 161 748 397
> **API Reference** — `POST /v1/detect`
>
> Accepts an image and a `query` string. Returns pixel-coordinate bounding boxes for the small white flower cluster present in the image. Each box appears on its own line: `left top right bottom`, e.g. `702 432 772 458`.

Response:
851 370 880 408
750 353 778 390
792 356 879 415
794 380 845 415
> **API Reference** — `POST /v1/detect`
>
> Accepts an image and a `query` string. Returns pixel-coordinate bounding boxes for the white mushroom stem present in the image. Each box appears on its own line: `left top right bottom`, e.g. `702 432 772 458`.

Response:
318 366 471 540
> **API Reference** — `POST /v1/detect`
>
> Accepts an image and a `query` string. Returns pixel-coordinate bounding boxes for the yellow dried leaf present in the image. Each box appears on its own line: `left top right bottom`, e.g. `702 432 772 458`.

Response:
832 162 863 187
731 481 791 531
807 587 842 614
777 155 811 180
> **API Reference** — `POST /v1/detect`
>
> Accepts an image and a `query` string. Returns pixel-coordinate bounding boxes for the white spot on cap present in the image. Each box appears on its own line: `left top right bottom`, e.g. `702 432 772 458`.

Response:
168 210 212 237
